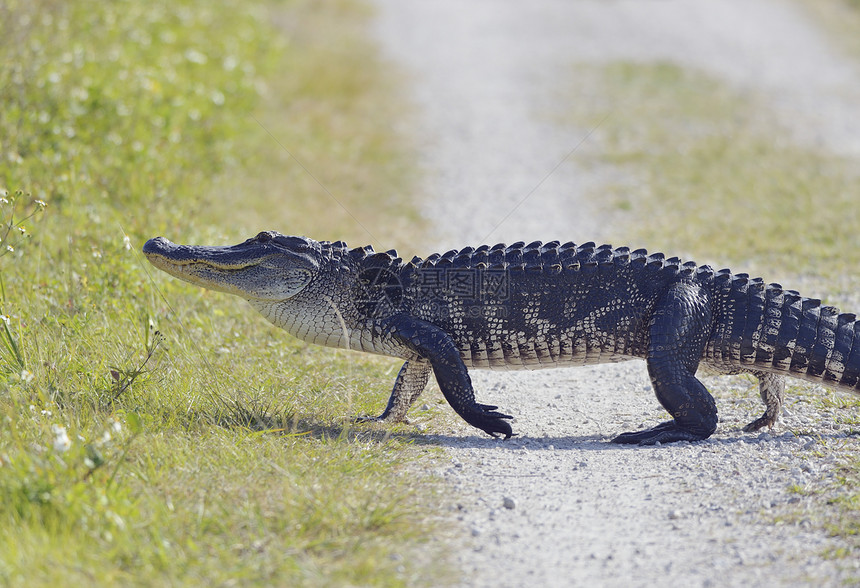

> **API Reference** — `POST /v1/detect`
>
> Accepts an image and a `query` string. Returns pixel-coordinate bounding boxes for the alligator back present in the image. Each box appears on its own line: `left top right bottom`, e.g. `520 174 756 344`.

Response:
352 240 701 369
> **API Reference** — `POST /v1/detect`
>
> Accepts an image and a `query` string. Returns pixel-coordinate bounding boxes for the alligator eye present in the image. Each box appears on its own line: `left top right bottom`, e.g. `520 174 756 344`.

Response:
255 231 273 243
273 235 311 251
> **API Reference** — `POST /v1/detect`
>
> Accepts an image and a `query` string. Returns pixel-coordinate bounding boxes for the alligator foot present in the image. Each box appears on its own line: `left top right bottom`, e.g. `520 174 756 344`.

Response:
469 403 515 439
611 420 710 445
741 416 772 433
355 406 512 438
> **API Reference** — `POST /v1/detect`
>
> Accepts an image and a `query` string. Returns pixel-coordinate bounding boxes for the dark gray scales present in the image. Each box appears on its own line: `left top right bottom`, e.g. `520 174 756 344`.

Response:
143 233 860 444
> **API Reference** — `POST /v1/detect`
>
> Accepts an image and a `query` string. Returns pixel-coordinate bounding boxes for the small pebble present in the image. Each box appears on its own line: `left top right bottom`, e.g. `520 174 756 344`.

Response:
503 496 517 510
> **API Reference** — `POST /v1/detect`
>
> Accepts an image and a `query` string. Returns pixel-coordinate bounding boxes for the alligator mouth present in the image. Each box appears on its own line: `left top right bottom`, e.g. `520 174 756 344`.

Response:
163 260 254 273
149 257 261 272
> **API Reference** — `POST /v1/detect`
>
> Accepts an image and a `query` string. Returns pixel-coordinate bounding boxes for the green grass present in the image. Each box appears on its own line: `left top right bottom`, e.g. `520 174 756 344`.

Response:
564 57 860 552
0 0 447 585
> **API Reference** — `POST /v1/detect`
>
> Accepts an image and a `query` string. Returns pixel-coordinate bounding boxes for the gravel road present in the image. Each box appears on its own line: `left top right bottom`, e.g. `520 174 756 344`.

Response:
371 1 860 585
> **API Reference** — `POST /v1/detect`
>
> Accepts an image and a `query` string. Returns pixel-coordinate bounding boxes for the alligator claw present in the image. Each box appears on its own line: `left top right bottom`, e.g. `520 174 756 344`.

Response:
468 405 514 439
611 420 708 445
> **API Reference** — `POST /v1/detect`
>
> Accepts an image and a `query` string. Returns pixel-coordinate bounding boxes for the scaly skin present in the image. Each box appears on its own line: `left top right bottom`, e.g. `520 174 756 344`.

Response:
143 231 860 444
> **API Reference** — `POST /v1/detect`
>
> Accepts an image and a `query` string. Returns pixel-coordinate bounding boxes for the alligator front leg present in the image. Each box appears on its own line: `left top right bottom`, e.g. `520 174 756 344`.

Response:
359 360 432 424
383 315 514 438
613 282 718 445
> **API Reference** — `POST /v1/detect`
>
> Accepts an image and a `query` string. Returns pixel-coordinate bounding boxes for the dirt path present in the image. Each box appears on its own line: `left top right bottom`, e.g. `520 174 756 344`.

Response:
371 1 860 585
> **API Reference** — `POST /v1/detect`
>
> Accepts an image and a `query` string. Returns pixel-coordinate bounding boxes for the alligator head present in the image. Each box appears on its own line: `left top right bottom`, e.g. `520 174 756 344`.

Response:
143 231 322 301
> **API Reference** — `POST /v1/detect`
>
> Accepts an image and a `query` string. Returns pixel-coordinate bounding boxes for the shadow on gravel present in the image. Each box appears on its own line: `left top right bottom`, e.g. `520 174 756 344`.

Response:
419 429 859 450
418 433 618 450
193 402 857 448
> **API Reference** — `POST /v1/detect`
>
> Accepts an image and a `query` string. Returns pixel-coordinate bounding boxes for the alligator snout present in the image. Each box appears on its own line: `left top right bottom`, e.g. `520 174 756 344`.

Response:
142 237 172 256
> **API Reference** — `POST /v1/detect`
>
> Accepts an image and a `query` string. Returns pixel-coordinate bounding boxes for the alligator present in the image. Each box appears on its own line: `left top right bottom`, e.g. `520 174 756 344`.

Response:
143 232 860 444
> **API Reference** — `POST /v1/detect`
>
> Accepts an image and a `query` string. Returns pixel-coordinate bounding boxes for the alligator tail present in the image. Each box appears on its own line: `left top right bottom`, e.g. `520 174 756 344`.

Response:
710 272 860 392
770 291 860 392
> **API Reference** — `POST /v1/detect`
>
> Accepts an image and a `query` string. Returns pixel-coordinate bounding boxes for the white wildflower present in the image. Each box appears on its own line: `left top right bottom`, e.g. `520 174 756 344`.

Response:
20 369 34 383
122 235 132 250
111 420 122 434
70 87 89 101
106 510 126 530
184 49 207 64
51 424 71 452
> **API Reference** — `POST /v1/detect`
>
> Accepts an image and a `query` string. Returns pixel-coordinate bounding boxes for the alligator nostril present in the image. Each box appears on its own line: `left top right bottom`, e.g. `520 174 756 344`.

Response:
143 237 170 254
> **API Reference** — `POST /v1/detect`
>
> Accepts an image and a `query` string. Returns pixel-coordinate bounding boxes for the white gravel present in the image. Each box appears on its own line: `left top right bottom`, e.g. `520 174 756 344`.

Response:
371 1 860 586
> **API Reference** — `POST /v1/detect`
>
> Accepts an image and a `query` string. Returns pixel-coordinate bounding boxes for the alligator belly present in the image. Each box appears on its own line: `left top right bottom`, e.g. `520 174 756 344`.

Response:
459 335 639 370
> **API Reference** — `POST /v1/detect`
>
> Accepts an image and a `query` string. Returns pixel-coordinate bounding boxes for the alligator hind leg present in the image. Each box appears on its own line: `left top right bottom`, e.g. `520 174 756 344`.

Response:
742 371 785 432
613 282 718 445
357 359 431 424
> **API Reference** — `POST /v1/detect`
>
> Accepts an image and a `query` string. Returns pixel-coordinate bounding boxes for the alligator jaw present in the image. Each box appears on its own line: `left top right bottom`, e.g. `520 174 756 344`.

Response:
143 234 318 301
